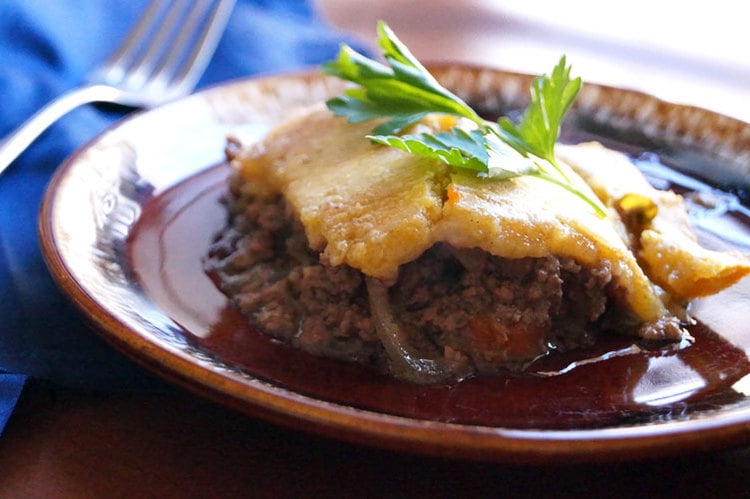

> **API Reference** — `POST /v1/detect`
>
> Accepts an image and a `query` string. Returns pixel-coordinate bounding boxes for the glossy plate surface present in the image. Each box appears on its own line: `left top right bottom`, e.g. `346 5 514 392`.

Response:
39 67 750 463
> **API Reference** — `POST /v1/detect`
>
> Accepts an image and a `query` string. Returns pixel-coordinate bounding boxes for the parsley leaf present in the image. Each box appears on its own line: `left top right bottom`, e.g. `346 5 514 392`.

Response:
369 129 538 179
369 129 489 173
496 57 581 180
322 22 481 135
322 21 606 217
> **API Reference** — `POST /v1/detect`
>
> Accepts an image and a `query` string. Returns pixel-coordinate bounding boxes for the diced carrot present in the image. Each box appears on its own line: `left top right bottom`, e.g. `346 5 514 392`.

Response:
446 185 460 204
467 316 545 363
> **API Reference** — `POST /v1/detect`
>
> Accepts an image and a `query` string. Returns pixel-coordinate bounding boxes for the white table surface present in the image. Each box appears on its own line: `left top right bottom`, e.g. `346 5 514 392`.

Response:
316 0 750 124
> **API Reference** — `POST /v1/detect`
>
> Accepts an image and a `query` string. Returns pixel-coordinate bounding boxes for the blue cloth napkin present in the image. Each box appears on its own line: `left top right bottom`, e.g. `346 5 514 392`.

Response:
0 0 365 433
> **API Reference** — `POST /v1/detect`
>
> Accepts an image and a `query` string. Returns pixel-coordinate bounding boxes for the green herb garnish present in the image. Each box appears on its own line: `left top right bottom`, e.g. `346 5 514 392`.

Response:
322 21 606 217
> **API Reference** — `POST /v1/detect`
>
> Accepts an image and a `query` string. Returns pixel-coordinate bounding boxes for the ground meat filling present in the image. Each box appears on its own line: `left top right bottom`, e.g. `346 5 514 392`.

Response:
205 177 631 381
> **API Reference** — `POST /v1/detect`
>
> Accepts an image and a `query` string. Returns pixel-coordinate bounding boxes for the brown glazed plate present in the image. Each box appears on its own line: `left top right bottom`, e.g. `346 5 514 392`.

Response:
39 66 750 463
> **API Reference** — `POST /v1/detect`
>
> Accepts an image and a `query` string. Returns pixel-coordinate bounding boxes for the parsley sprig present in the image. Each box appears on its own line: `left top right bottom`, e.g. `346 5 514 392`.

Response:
322 21 606 217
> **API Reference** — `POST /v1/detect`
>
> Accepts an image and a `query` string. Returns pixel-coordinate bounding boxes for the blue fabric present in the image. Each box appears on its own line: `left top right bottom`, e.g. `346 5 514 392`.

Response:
0 372 26 434
0 0 364 432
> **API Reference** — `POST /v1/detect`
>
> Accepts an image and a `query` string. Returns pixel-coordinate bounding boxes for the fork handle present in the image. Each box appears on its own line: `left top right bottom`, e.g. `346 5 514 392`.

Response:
0 84 127 176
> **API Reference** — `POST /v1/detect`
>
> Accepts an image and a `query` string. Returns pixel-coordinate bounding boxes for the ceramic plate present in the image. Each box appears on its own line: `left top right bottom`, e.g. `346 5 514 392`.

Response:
39 66 750 463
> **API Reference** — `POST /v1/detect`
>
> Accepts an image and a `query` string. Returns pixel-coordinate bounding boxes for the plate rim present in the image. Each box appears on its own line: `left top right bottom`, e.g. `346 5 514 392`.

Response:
37 66 750 463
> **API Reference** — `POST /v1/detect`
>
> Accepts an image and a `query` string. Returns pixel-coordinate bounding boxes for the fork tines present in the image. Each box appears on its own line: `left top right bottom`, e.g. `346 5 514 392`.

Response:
93 0 235 96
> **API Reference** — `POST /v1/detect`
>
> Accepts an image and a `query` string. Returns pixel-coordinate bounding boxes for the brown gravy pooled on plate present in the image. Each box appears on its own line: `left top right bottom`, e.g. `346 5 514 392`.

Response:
128 153 750 430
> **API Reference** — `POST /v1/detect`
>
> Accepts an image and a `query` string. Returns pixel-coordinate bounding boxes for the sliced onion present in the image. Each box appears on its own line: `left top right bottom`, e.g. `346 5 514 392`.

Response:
365 277 451 383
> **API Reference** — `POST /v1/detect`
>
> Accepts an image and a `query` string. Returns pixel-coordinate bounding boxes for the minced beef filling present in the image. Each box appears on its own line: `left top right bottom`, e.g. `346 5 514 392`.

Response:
205 177 628 379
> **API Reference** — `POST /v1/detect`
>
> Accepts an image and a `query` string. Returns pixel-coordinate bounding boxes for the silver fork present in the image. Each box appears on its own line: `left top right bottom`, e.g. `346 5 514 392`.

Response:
0 0 236 176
